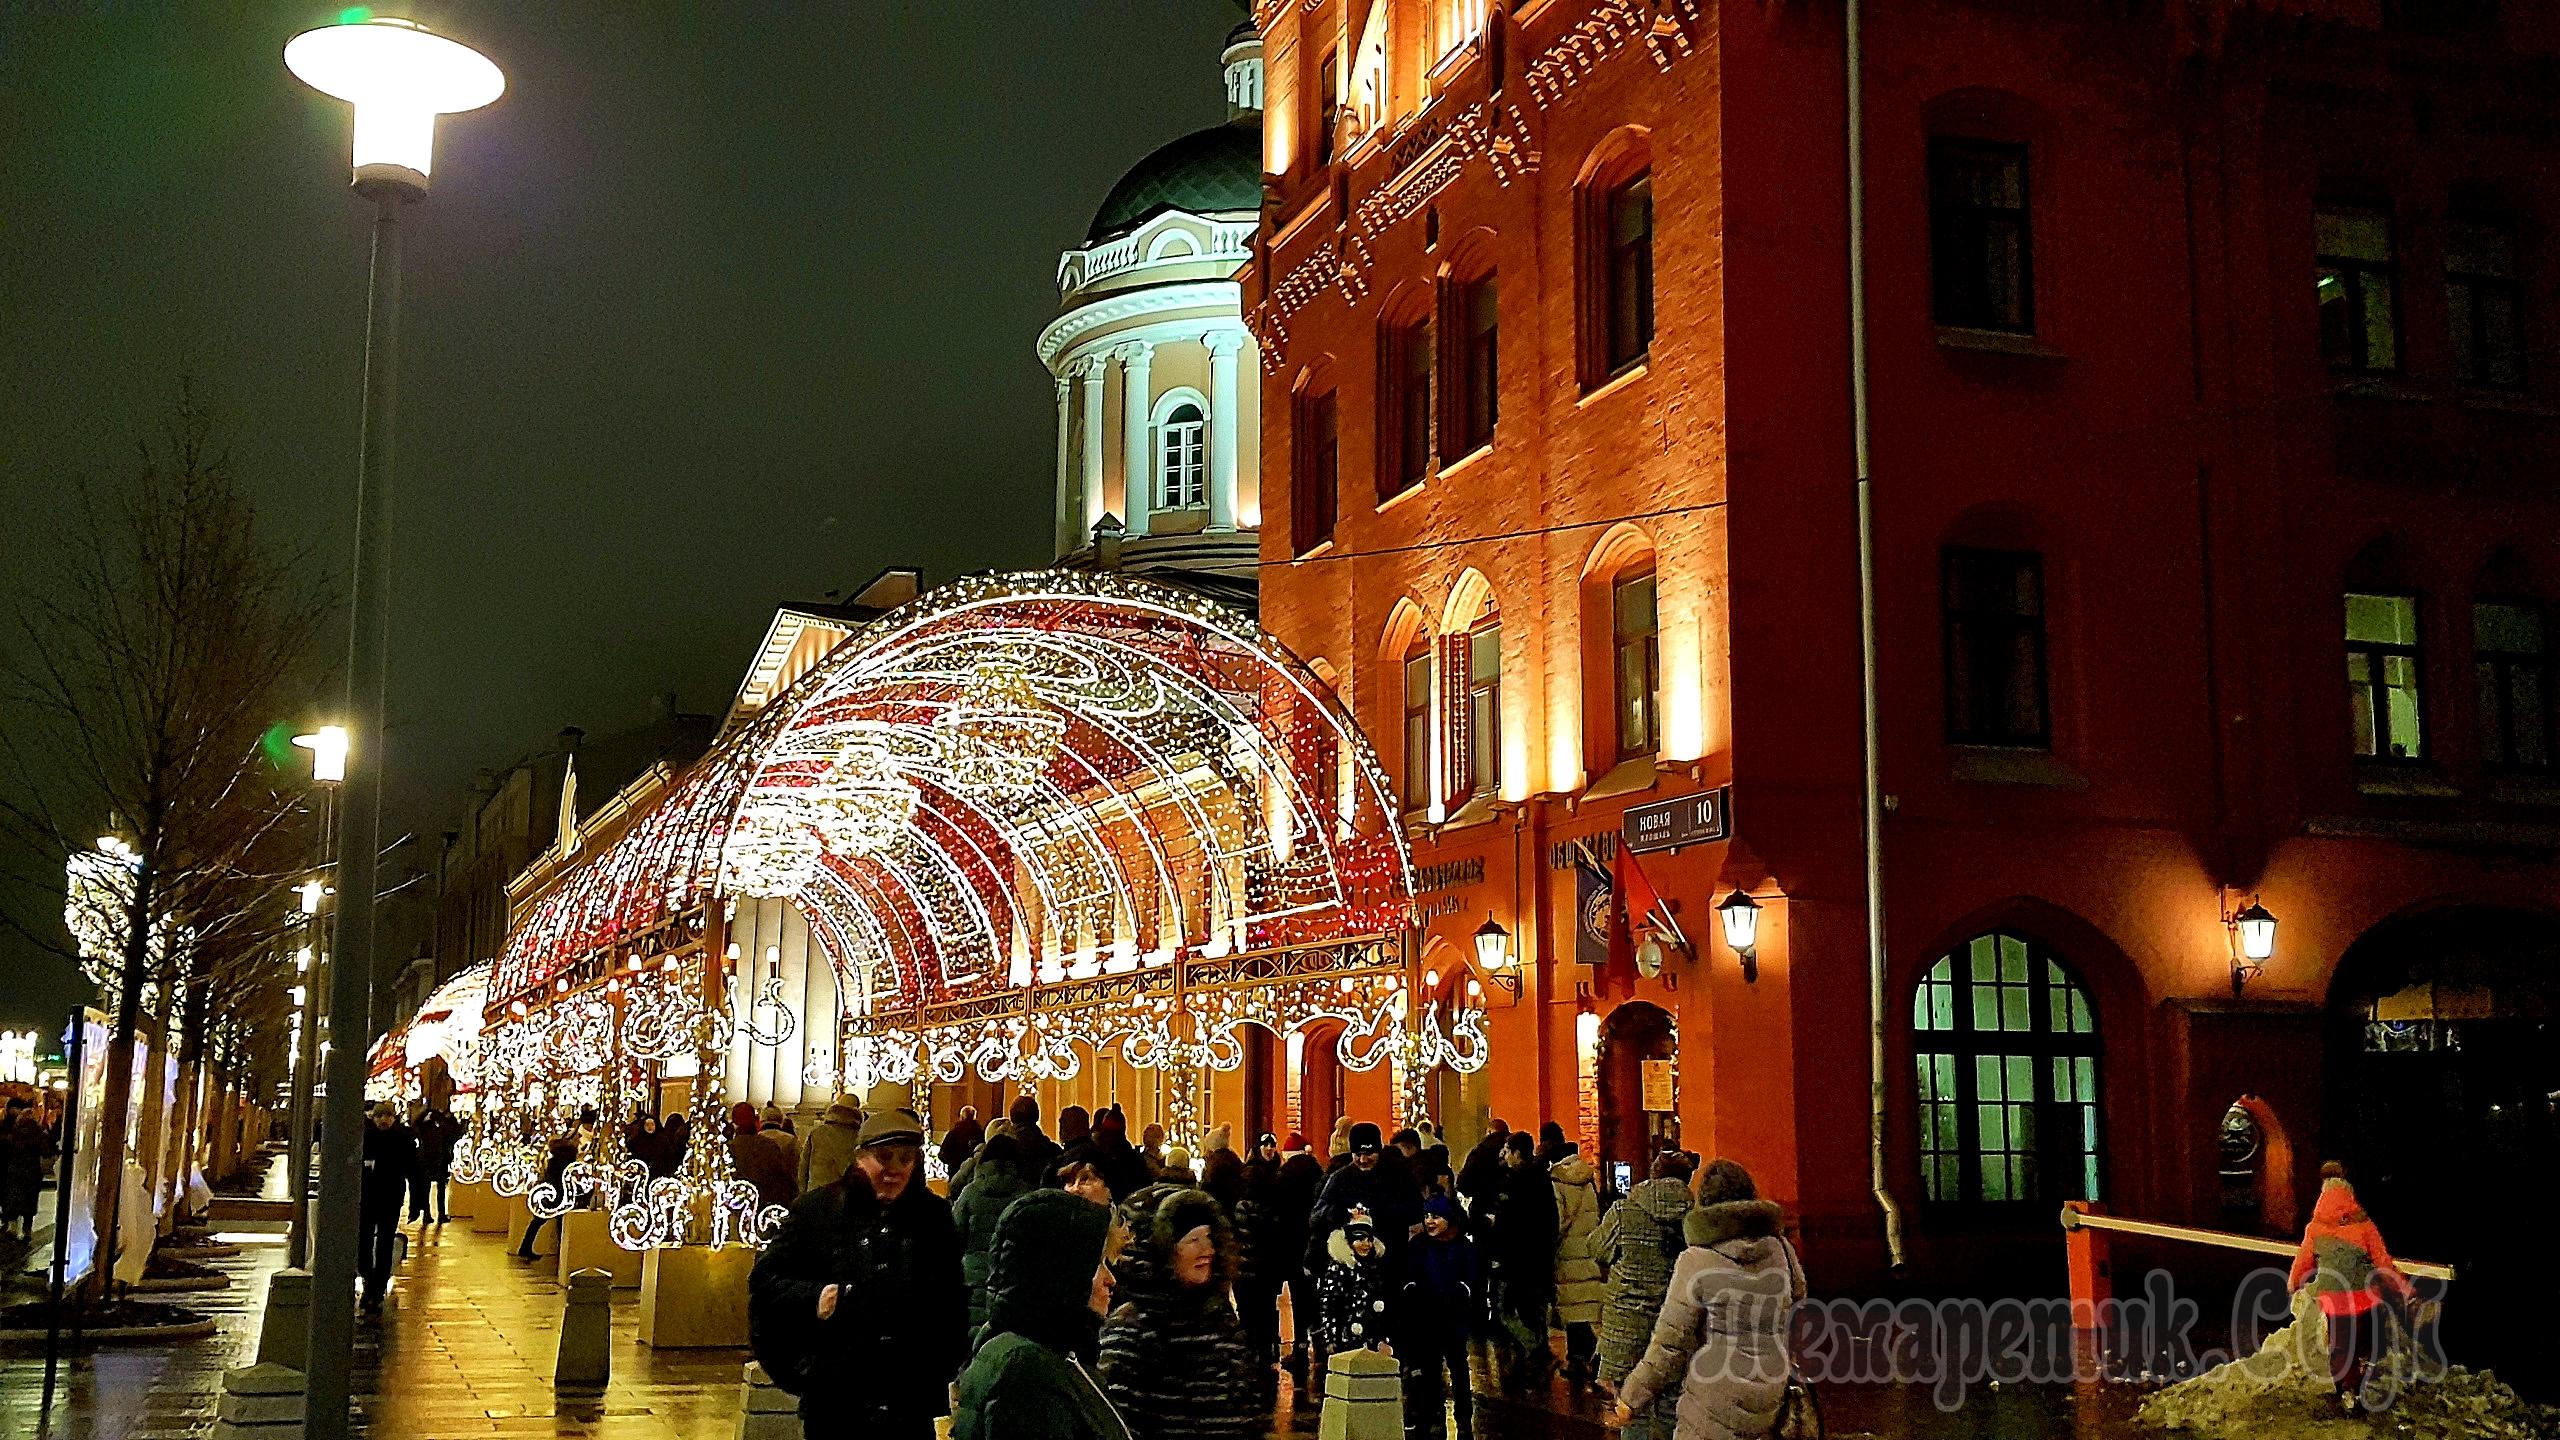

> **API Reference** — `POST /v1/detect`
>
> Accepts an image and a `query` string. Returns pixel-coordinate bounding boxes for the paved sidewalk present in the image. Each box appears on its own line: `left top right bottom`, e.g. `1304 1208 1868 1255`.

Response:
2 1197 2144 1440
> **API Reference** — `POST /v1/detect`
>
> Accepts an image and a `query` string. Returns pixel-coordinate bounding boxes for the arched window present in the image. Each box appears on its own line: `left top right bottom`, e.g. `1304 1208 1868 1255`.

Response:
1159 401 1207 509
1913 931 2100 1206
1401 633 1434 813
1575 129 1653 390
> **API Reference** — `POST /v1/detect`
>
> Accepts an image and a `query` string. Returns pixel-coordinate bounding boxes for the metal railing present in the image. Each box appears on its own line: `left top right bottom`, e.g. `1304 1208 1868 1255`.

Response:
2061 1202 2456 1282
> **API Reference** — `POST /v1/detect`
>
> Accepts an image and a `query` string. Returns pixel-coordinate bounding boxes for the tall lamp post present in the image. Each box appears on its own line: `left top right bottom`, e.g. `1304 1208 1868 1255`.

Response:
284 20 500 1439
285 726 345 1271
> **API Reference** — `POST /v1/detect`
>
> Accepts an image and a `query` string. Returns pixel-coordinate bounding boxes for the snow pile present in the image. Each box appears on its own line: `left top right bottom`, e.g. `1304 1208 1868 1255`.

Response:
2135 1290 2557 1439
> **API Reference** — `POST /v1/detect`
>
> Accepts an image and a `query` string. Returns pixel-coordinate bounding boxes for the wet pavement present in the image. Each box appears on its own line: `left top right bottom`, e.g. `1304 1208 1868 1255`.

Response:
0 1158 2157 1439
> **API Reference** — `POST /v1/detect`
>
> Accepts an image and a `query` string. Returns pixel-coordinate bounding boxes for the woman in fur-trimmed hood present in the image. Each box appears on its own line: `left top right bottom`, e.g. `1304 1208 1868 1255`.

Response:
1097 1183 1270 1440
1614 1160 1807 1440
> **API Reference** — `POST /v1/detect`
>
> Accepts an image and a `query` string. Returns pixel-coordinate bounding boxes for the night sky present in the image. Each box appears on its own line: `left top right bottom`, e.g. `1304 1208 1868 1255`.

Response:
0 1 1247 1029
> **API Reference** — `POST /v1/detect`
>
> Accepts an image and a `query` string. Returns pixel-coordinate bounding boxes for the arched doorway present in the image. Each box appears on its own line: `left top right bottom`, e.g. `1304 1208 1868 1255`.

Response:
1297 1020 1346 1145
1597 1002 1677 1195
2327 905 2560 1398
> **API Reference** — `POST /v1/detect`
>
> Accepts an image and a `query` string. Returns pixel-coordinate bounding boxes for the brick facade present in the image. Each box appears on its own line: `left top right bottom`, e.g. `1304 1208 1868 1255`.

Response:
1247 0 2560 1297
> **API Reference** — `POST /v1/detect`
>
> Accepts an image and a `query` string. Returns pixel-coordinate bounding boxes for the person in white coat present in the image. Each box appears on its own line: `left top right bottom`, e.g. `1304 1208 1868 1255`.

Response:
1609 1160 1807 1440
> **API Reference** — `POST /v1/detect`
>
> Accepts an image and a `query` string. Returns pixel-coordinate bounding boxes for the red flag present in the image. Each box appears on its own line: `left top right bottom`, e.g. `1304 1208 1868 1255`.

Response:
1604 844 1671 996
1611 843 1671 943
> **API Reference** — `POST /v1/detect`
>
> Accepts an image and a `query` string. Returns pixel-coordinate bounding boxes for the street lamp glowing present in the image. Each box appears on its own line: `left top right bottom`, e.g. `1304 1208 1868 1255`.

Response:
299 880 326 915
2234 901 2277 963
294 725 350 784
284 17 503 190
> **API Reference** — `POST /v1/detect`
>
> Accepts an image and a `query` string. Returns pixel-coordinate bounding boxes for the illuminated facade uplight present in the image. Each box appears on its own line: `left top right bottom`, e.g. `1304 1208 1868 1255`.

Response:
284 18 504 190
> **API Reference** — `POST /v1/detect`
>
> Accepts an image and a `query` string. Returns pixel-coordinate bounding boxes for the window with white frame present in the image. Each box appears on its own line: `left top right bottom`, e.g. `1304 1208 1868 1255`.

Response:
1159 402 1206 509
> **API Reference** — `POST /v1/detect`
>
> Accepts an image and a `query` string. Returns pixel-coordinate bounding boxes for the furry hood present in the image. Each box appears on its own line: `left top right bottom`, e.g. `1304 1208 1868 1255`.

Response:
1549 1154 1597 1188
1685 1198 1783 1249
1326 1224 1391 1268
1113 1183 1238 1306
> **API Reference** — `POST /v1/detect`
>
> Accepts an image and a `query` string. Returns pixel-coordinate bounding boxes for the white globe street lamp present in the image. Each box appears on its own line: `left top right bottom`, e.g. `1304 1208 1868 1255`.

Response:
284 19 500 1440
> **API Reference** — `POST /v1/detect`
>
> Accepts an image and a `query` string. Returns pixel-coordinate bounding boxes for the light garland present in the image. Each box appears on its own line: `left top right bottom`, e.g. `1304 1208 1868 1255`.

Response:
807 737 917 857
930 660 1068 804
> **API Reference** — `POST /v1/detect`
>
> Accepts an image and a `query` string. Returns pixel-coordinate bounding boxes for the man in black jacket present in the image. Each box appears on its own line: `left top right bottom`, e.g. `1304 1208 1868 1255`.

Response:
750 1105 967 1440
357 1101 417 1313
1305 1124 1421 1272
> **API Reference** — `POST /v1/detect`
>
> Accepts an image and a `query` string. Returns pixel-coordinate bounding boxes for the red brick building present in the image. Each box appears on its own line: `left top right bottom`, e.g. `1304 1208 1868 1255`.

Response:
1245 0 2560 1302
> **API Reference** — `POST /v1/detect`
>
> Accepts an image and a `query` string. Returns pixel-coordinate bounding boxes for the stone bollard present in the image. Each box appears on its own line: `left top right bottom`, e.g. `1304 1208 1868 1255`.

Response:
254 1269 312 1371
210 1363 306 1440
735 1360 799 1440
1316 1347 1401 1440
555 1268 614 1394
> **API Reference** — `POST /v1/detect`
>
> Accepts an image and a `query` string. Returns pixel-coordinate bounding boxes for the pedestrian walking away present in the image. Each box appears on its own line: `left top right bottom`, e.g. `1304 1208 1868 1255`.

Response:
957 1132 1038 1332
1009 1094 1064 1182
1550 1142 1606 1387
940 1105 985 1174
2287 1160 2417 1414
414 1106 462 1222
1397 1193 1483 1440
1098 1183 1270 1440
1594 1152 1697 1440
1273 1135 1326 1388
1613 1159 1808 1440
749 1103 968 1440
1484 1131 1558 1395
799 1093 866 1196
358 1100 418 1312
952 1186 1136 1440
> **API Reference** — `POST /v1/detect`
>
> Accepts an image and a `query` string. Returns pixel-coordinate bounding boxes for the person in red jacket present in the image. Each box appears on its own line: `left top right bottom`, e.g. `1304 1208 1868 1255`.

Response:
2286 1161 2415 1413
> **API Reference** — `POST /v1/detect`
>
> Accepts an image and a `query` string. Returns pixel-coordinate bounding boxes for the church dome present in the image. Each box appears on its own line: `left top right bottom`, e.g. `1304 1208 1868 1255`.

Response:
1086 118 1262 244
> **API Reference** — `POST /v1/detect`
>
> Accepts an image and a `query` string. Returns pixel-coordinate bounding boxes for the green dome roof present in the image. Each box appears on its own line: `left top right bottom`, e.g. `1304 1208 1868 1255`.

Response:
1086 118 1261 244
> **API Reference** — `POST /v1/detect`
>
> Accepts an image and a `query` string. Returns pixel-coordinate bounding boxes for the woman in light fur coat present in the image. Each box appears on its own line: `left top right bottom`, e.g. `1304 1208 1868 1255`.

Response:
1610 1160 1807 1440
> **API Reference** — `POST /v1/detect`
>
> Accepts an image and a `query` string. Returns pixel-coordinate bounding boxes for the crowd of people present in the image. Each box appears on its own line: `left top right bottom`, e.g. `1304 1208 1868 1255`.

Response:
748 1097 1817 1440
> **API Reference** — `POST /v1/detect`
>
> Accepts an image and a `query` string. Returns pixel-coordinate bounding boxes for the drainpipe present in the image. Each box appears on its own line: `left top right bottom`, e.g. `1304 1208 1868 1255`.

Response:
1845 0 1907 1271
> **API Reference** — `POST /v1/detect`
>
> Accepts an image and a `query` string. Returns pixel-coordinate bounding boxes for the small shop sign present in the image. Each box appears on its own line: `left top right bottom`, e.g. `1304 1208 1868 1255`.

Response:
1621 787 1731 856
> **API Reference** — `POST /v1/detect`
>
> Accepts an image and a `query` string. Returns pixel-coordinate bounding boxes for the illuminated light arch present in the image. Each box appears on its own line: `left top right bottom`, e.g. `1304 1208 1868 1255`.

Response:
488 571 1458 1109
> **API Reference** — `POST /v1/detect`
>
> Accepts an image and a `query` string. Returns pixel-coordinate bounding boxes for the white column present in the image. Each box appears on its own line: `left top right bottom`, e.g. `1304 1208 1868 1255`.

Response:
1078 355 1108 541
1119 342 1155 538
1052 374 1075 558
1206 331 1243 533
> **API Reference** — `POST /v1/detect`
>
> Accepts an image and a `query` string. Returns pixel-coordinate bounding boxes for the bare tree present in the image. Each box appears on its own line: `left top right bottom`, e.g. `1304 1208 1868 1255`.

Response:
0 385 331 1299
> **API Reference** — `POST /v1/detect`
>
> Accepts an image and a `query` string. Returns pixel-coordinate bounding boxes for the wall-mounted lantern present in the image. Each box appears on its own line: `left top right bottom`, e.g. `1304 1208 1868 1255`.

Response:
2227 899 2276 996
1473 913 1520 999
1716 889 1761 982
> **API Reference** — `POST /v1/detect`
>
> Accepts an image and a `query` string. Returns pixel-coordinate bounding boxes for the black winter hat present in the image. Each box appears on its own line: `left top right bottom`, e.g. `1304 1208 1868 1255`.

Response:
1349 1122 1384 1154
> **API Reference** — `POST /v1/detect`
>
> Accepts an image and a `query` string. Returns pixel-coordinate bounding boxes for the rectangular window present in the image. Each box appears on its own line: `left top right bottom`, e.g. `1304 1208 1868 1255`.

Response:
2346 591 2424 760
1453 620 1502 800
1929 139 2033 333
1382 316 1433 499
1454 273 1498 455
1604 174 1654 376
1158 406 1205 509
2475 601 2551 771
2317 205 2400 374
1317 49 1340 168
1401 646 1433 811
1611 570 1660 761
1942 548 2050 748
1292 389 1338 555
2447 218 2525 391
